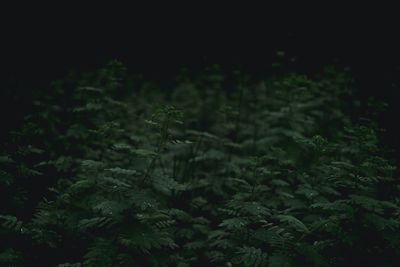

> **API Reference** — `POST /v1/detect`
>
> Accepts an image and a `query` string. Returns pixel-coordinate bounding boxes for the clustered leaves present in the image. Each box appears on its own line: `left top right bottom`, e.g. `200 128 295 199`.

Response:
1 62 399 266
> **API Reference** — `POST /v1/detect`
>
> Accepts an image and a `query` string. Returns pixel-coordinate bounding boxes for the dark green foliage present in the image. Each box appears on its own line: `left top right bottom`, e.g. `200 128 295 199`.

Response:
1 62 399 266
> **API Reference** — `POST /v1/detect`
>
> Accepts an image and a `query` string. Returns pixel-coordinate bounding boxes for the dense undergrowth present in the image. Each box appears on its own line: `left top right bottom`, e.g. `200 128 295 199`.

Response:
1 61 399 266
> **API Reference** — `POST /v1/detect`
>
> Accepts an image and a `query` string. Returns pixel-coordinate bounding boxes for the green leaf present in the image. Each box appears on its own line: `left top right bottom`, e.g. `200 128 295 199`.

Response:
275 215 310 233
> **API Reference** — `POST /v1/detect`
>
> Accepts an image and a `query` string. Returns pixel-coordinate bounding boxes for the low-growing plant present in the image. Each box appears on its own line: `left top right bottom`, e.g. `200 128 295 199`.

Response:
1 61 398 266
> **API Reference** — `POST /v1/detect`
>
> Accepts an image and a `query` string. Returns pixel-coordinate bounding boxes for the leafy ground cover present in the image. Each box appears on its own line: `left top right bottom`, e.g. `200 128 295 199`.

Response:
1 61 399 266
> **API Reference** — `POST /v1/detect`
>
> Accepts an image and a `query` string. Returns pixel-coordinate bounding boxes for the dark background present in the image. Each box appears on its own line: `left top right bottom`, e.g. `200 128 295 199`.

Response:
1 23 399 159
